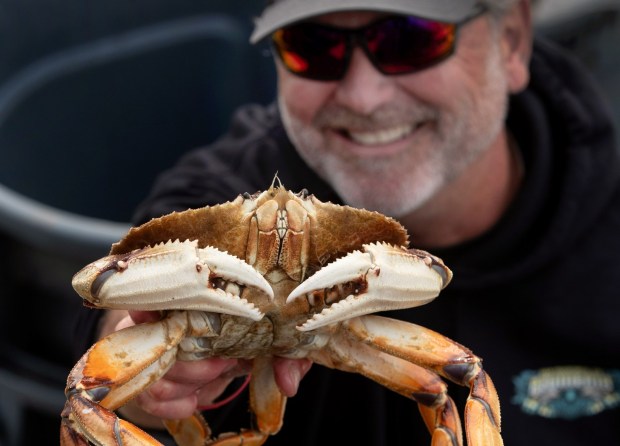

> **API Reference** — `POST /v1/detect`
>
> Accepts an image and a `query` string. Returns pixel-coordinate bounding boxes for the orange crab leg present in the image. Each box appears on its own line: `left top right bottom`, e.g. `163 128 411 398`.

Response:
343 315 503 446
61 311 190 445
164 409 271 446
463 371 502 446
250 356 287 438
61 395 160 445
163 414 212 446
193 356 286 446
310 327 463 446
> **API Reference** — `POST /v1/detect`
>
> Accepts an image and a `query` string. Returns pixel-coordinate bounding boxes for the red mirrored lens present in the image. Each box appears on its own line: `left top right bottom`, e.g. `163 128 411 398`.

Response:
365 16 455 74
272 24 349 80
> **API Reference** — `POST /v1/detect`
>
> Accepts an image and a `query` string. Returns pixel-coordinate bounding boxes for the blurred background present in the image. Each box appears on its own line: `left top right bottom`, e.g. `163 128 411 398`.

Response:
0 0 618 444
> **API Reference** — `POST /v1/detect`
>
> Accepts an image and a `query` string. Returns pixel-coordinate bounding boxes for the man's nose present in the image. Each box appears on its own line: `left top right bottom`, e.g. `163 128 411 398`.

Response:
333 47 397 114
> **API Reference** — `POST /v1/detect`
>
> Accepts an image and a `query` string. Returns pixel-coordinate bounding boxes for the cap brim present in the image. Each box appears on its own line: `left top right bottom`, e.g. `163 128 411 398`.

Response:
250 0 478 43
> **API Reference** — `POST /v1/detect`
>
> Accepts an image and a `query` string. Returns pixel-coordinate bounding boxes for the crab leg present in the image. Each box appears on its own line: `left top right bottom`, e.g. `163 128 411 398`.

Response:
249 356 287 442
61 311 190 445
184 356 286 446
310 325 464 446
343 315 503 446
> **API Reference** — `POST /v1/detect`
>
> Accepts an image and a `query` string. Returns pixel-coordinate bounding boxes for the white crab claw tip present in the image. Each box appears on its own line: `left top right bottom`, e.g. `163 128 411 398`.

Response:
286 251 372 303
199 246 274 299
431 263 451 288
216 291 264 321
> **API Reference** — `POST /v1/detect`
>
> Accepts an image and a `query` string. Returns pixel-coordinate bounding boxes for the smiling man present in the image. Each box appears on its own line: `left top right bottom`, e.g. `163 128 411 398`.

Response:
74 0 620 445
271 5 522 236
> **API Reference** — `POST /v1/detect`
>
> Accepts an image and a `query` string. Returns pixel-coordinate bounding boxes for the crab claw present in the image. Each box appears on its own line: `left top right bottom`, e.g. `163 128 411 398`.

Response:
72 240 273 321
287 243 452 331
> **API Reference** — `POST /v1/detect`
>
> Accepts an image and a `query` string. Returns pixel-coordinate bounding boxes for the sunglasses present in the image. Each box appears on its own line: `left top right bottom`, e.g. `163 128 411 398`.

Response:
271 7 487 81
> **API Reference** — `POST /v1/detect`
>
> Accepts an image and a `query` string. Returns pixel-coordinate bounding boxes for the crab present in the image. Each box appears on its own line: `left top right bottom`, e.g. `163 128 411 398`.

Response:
60 183 503 446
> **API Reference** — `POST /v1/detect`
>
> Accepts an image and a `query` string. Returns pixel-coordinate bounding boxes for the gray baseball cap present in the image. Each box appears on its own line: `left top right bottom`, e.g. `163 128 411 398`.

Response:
250 0 481 43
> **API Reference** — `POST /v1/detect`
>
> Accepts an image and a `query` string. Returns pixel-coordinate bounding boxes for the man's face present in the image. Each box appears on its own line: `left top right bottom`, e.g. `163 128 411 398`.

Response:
277 10 517 217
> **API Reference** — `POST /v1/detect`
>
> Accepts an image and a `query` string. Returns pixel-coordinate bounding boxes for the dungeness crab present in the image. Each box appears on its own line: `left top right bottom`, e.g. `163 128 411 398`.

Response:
61 182 503 446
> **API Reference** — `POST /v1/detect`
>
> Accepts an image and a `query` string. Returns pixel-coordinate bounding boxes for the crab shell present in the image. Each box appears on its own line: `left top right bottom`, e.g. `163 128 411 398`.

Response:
60 184 503 446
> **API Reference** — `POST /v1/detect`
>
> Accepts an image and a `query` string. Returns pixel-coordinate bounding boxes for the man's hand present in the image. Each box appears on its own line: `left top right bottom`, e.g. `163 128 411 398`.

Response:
99 310 312 428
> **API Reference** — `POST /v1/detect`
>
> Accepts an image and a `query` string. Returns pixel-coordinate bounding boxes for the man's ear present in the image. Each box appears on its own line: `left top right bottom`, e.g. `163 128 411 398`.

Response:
500 0 533 93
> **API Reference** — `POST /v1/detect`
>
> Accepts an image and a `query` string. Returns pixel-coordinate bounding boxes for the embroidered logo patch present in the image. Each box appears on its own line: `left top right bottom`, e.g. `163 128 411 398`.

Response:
512 366 620 419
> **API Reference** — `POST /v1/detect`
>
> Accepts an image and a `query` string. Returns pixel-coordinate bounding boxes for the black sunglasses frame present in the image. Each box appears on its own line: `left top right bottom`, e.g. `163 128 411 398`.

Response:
271 4 488 81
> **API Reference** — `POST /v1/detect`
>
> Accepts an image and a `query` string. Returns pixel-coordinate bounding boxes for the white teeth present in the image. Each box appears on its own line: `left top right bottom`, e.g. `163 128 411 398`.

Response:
348 124 414 146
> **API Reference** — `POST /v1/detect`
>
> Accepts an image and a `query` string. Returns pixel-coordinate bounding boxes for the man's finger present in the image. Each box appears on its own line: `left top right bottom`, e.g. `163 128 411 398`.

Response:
273 358 312 397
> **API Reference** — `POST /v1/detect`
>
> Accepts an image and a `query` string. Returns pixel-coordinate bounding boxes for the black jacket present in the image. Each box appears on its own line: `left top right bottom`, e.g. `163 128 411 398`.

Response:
75 38 620 445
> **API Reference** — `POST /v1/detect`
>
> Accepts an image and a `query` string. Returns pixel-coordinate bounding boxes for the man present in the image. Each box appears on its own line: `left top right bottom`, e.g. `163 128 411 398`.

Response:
74 0 620 444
